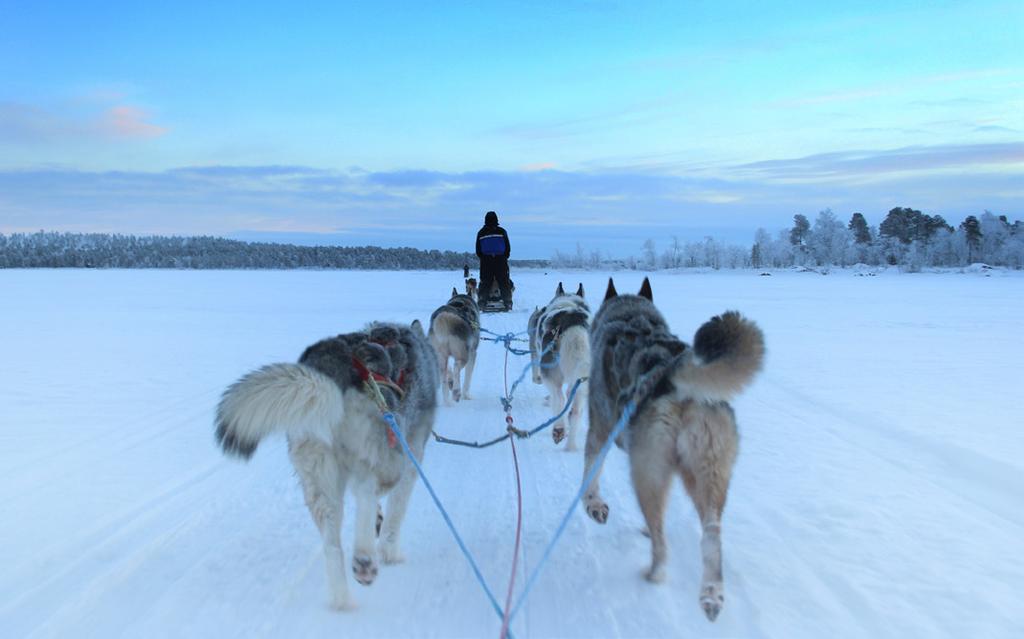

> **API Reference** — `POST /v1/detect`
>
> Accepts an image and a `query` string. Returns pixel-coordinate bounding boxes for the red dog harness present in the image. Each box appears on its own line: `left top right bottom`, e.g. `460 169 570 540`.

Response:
351 355 408 448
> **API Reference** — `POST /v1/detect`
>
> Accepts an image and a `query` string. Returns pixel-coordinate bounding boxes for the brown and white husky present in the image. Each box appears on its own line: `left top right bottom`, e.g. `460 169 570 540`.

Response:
583 277 764 622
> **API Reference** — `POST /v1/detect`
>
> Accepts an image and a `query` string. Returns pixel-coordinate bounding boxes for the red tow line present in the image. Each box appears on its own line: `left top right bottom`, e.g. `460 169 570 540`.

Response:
500 347 524 639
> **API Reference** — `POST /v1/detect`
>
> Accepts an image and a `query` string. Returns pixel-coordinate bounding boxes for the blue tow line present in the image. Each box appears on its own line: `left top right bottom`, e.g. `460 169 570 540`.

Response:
379 329 630 635
500 343 554 413
380 411 506 625
479 328 532 356
508 401 637 623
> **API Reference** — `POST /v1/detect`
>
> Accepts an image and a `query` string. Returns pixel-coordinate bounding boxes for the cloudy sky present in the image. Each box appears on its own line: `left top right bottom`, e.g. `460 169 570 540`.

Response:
1 0 1021 257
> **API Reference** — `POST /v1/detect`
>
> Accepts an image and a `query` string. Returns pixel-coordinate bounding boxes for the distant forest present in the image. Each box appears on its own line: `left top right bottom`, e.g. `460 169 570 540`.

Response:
553 209 1024 271
3 208 1021 272
0 232 545 270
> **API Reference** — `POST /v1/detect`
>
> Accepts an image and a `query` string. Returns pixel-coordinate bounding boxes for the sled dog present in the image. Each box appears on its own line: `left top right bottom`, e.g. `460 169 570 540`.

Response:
583 278 764 622
530 282 591 450
215 321 439 610
429 287 481 404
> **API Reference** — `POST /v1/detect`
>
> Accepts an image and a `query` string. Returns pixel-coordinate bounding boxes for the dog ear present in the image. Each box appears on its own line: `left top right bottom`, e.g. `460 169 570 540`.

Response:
604 278 618 300
411 319 424 336
452 287 458 297
556 281 565 295
638 277 653 301
575 283 584 298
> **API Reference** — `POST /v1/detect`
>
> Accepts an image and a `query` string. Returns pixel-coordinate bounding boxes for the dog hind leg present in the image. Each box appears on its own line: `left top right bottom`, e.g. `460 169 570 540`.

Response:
351 478 380 586
631 451 673 583
581 411 613 523
565 382 586 452
451 357 467 402
436 347 452 405
546 377 567 445
379 467 417 564
679 409 737 622
461 347 477 400
289 439 352 610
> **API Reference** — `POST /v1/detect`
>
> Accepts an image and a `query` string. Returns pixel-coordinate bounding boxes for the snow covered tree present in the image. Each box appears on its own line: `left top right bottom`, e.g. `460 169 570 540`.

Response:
789 214 811 265
978 212 1011 265
848 212 872 245
642 238 657 269
809 209 851 267
960 215 982 263
789 214 810 246
751 228 772 269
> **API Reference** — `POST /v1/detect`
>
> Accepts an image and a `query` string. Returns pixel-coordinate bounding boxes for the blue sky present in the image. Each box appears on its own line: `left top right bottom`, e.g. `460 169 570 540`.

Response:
1 0 1021 257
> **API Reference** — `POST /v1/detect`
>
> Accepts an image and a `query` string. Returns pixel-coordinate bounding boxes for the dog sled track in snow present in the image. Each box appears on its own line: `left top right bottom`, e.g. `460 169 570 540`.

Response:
763 377 1024 530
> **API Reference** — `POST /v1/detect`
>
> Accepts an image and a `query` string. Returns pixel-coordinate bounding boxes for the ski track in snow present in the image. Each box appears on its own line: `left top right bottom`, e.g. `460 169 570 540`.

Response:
1 268 1021 638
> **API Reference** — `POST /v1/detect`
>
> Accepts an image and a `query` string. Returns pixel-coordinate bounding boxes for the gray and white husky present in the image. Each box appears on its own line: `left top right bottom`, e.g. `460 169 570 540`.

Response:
215 321 439 610
530 282 591 451
429 287 480 404
583 278 764 622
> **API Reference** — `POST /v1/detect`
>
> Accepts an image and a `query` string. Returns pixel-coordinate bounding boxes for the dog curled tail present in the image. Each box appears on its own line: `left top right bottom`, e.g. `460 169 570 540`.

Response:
673 311 765 403
215 363 345 459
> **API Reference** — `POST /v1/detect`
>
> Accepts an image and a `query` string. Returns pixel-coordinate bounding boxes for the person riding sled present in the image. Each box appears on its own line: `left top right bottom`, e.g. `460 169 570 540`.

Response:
475 210 513 311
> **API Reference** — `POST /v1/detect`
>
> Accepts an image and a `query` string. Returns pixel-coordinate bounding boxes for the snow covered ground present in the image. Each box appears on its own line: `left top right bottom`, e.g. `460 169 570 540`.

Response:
1 267 1021 639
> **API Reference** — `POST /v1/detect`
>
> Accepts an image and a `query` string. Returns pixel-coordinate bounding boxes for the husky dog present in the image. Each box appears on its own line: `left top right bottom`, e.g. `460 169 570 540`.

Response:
583 278 764 622
215 321 439 610
531 282 591 451
429 287 481 404
465 277 478 299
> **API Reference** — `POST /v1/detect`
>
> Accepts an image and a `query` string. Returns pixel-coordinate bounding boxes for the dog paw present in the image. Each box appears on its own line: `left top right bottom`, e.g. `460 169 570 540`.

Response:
584 498 609 524
552 427 565 444
379 542 406 565
461 392 473 400
452 389 461 402
329 593 357 611
644 565 666 583
352 556 378 586
700 583 724 622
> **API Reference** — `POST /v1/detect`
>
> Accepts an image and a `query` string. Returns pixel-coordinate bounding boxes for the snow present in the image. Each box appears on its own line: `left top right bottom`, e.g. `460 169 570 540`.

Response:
1 268 1021 638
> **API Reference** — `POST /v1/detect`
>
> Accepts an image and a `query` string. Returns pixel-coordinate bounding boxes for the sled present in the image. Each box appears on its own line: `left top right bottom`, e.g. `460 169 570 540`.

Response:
475 277 515 313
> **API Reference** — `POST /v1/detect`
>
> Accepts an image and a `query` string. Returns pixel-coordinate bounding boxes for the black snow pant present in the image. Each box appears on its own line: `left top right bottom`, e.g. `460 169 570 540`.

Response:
479 257 512 309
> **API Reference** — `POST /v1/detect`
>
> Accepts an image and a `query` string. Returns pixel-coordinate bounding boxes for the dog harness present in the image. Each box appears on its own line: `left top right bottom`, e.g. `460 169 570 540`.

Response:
351 355 408 448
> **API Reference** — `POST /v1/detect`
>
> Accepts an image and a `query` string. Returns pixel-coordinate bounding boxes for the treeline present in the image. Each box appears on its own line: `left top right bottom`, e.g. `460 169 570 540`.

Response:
759 209 1023 270
0 231 537 270
552 209 1023 271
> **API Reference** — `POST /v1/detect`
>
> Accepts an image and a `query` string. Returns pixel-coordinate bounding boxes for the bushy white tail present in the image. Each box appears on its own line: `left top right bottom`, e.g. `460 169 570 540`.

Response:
215 363 345 459
672 311 765 403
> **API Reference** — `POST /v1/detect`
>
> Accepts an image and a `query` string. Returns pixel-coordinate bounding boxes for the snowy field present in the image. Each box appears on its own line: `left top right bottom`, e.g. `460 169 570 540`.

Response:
1 267 1021 639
